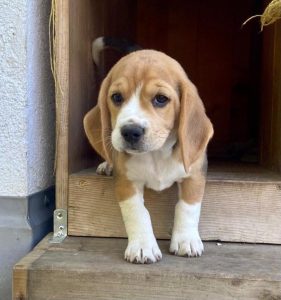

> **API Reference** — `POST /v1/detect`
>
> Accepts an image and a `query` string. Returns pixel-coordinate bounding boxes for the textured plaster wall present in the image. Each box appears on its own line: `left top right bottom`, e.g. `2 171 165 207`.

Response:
26 0 55 194
0 0 55 197
0 1 28 196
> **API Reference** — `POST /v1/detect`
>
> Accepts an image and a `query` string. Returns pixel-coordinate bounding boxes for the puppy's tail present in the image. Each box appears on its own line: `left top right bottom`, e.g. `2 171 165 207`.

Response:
92 37 141 66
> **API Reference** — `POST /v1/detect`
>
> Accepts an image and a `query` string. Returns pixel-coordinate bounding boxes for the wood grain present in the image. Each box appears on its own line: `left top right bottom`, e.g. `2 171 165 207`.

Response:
14 235 281 300
271 22 281 171
12 237 49 300
55 0 69 209
68 165 281 244
136 0 262 159
68 0 104 173
261 22 281 171
67 0 140 174
55 1 281 244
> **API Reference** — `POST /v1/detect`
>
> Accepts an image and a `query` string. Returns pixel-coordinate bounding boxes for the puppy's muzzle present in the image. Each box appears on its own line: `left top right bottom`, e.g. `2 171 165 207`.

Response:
121 124 145 146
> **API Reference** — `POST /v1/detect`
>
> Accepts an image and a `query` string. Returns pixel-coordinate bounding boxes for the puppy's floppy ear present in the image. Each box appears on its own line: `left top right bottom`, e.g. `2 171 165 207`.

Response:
178 77 214 172
83 74 112 165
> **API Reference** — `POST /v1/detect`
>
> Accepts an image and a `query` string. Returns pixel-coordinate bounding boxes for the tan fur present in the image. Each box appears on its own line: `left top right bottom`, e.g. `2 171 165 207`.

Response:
114 175 137 202
84 73 112 165
113 152 137 202
84 49 213 201
84 49 214 262
179 153 207 204
179 175 206 204
178 80 214 172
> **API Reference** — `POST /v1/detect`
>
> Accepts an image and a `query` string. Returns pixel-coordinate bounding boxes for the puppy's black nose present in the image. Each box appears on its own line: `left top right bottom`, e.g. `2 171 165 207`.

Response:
121 125 145 144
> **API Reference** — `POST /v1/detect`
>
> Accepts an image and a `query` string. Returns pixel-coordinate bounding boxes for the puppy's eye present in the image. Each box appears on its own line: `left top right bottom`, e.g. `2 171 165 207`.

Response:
111 93 123 106
152 94 170 108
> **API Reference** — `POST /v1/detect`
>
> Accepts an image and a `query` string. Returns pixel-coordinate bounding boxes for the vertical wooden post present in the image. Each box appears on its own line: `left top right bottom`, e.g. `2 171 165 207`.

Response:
13 246 48 300
260 22 281 172
13 268 28 300
271 23 281 171
55 0 70 209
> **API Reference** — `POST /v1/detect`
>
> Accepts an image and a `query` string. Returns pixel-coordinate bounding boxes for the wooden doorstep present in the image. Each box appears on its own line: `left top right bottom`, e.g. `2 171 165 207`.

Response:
68 164 281 244
13 234 281 300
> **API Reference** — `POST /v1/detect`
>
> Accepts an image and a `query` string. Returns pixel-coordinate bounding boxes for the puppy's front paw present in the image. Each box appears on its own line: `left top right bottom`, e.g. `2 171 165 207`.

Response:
96 161 113 176
170 229 204 257
125 237 162 264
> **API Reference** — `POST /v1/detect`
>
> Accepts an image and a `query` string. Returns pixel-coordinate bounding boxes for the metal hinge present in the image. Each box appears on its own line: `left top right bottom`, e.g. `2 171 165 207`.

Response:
49 209 67 243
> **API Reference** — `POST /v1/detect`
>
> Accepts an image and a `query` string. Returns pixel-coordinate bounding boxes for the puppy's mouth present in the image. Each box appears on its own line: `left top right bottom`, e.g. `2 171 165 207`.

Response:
123 144 148 154
111 124 170 154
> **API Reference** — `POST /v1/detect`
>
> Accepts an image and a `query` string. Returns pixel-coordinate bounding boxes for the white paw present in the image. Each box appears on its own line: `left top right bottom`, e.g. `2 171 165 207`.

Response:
170 229 204 257
125 237 162 264
96 161 113 176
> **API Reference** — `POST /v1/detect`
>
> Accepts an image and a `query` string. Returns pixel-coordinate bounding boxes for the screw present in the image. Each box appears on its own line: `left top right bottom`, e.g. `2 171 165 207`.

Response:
59 225 64 230
57 212 63 219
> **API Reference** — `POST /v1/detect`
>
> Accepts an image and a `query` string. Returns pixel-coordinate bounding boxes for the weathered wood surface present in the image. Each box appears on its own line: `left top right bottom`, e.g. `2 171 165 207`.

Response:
13 237 50 300
55 0 69 210
13 234 281 300
55 0 281 211
261 22 281 171
68 165 281 244
68 0 103 174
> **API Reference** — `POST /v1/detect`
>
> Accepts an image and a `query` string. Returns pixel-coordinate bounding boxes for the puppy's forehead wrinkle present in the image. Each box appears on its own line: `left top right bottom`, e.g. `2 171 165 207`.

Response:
111 53 181 88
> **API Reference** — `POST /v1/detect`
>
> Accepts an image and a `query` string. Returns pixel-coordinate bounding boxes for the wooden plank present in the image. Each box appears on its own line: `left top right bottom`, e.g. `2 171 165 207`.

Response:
260 22 275 169
102 0 138 76
271 22 281 171
13 267 28 300
14 235 281 300
136 0 262 159
68 165 281 243
67 0 139 174
261 22 281 171
12 236 50 300
68 0 104 173
55 0 69 209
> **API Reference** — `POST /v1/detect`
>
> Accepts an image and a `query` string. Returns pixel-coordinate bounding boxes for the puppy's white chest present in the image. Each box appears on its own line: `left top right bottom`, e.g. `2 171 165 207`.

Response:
126 151 188 191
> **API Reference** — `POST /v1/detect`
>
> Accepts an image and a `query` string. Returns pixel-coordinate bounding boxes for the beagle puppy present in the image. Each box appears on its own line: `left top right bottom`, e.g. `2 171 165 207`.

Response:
84 49 213 264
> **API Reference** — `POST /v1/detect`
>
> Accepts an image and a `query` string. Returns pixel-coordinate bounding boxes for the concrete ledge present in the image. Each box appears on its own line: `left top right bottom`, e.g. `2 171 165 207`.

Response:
0 187 55 300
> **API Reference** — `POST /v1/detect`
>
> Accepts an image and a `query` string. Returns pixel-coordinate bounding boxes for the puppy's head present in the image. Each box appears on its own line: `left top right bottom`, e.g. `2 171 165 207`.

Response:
84 50 213 171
